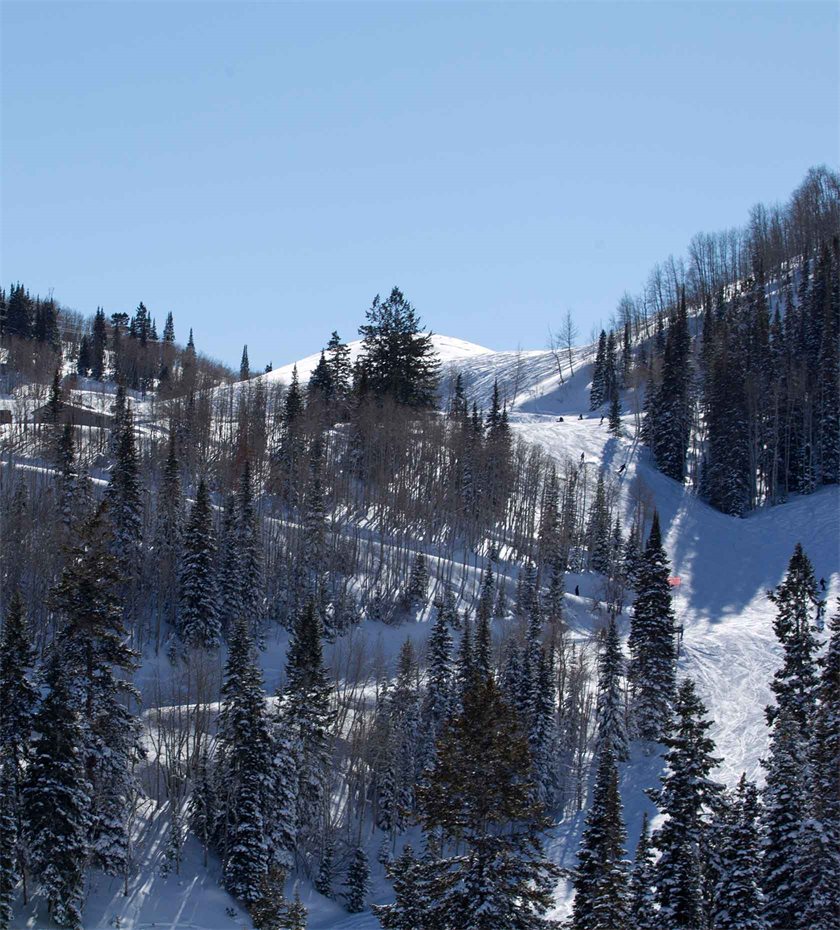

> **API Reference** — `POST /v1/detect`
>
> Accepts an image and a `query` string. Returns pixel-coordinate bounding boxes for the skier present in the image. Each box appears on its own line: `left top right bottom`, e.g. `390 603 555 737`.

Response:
617 463 626 475
574 584 580 596
820 577 827 591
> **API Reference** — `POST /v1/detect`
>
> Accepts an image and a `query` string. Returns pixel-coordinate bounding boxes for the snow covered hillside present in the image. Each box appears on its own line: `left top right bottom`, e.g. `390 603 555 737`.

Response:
6 333 838 930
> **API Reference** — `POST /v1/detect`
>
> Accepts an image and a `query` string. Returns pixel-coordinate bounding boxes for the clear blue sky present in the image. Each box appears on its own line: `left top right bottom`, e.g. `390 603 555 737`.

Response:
2 2 837 369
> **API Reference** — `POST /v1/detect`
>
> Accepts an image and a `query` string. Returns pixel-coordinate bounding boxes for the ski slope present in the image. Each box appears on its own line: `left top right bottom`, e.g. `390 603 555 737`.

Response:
10 336 839 929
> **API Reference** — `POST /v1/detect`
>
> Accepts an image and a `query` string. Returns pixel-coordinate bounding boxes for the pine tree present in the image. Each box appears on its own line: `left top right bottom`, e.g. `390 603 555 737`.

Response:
591 330 608 409
405 552 429 610
761 705 809 930
314 838 335 898
414 676 559 929
357 288 440 407
595 616 629 762
803 600 840 930
51 507 142 878
713 775 764 930
629 812 657 930
24 651 91 930
374 844 431 930
285 888 307 930
0 592 36 914
571 745 629 930
240 345 250 380
0 755 18 930
765 543 822 733
279 600 333 853
588 474 612 575
91 308 107 380
179 479 220 648
419 608 454 771
628 511 677 742
216 617 273 906
651 678 724 930
343 845 370 913
608 388 622 436
105 385 143 552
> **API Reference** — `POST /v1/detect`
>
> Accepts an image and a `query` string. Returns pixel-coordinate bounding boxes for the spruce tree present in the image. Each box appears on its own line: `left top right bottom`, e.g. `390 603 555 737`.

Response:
314 838 334 898
153 430 182 637
374 844 430 930
713 775 764 930
51 507 142 878
629 812 657 930
590 330 608 409
628 511 676 742
0 756 17 930
216 617 273 906
278 600 333 853
761 705 809 930
608 389 622 436
414 676 559 929
651 678 724 930
236 460 263 634
803 600 840 930
24 651 91 930
595 616 629 762
765 542 822 733
179 479 220 648
357 288 440 407
105 385 143 552
240 345 250 381
343 845 370 913
571 745 629 930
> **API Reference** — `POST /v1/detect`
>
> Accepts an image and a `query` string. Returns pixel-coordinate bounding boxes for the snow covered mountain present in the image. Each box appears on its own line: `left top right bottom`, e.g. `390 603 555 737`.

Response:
5 330 838 930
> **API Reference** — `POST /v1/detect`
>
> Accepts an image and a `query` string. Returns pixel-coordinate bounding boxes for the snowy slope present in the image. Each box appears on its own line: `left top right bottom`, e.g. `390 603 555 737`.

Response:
254 333 493 388
10 336 838 930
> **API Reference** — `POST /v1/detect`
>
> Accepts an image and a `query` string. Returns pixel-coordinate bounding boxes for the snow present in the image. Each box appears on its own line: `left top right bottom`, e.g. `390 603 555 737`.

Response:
9 333 839 929
250 333 493 389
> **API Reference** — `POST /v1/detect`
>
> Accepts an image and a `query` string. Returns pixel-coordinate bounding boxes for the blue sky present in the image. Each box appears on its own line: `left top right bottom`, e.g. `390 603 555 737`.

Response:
2 2 837 369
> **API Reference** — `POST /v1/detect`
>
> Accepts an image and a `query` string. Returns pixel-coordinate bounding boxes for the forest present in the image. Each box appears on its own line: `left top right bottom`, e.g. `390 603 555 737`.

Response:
0 167 837 930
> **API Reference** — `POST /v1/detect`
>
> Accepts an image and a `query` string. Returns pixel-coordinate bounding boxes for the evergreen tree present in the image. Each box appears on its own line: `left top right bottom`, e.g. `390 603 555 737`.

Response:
608 389 622 436
0 756 17 930
105 385 143 551
216 617 273 906
803 601 840 930
217 494 243 636
405 552 429 609
628 511 676 742
765 543 822 732
651 678 724 930
91 308 107 380
713 775 764 930
24 650 91 930
357 288 440 407
571 744 629 930
629 812 657 930
314 838 335 898
240 345 250 381
595 616 629 762
414 676 559 929
343 845 370 913
419 607 454 770
0 592 37 911
761 705 809 930
51 507 142 878
588 474 612 575
591 330 608 409
279 600 333 853
374 844 430 930
179 479 220 648
325 331 352 401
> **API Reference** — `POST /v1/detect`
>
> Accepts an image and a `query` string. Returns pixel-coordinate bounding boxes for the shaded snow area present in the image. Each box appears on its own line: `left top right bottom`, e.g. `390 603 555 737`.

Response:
12 336 839 930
